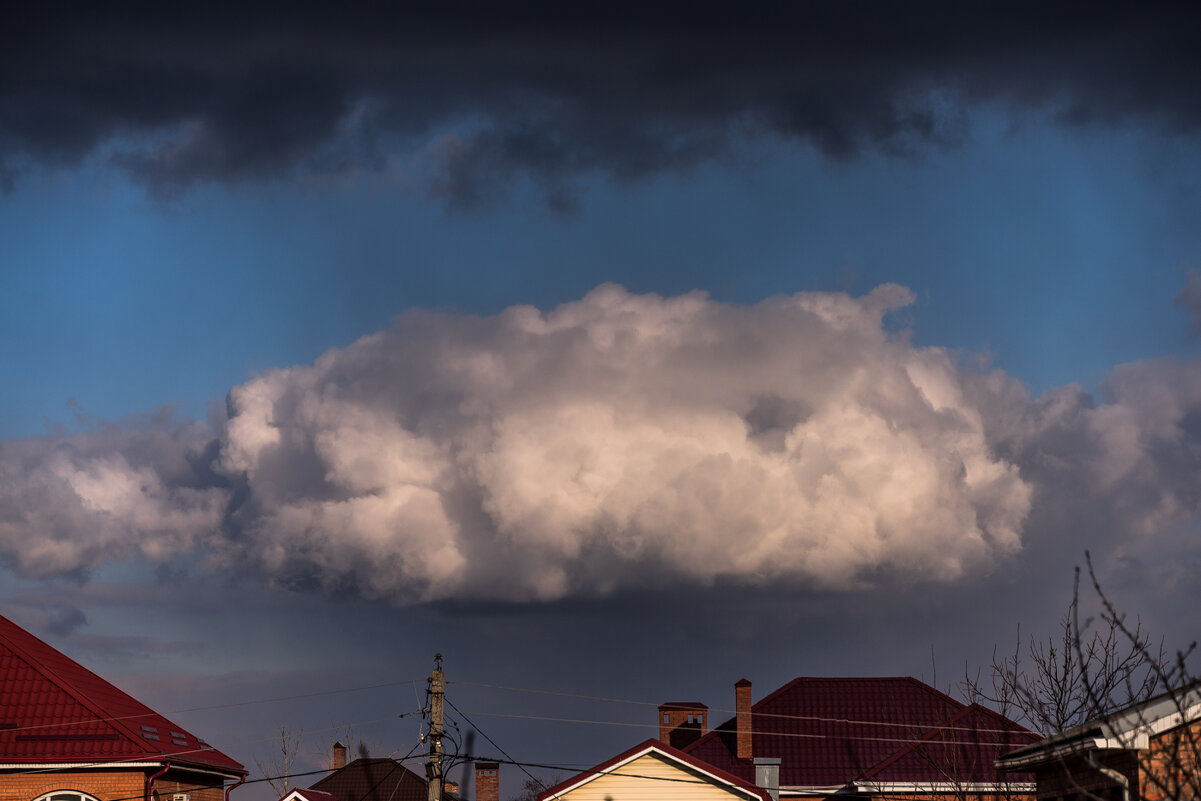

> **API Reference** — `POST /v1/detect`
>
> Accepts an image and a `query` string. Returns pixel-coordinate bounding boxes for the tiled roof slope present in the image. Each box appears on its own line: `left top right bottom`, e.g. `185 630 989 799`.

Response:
0 614 243 774
860 703 1037 784
309 758 427 801
684 677 1038 790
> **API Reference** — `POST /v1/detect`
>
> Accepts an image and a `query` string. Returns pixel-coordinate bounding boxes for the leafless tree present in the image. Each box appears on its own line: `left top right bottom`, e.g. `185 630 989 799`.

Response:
962 589 1163 736
1067 553 1200 801
506 775 561 801
255 723 305 797
982 553 1200 801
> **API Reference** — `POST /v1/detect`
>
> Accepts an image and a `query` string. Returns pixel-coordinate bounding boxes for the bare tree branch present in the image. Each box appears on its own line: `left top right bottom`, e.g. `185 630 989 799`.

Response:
255 723 305 797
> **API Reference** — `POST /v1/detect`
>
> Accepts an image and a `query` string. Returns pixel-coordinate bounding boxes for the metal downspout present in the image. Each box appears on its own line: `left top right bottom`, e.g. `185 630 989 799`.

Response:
225 772 247 801
146 762 171 801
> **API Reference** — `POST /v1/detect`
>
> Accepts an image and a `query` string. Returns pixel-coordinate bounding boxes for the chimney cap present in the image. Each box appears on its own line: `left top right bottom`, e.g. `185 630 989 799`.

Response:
659 701 708 710
735 678 752 687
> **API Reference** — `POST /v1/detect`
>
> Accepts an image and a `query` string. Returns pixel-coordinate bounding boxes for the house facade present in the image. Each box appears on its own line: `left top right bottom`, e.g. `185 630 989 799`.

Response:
538 740 769 801
997 683 1201 801
0 615 245 801
305 746 496 801
549 676 1038 801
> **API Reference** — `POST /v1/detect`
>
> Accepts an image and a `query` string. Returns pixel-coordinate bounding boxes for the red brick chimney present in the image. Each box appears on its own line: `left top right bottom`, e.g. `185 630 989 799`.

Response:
735 679 753 760
332 741 347 770
658 702 708 749
475 762 499 801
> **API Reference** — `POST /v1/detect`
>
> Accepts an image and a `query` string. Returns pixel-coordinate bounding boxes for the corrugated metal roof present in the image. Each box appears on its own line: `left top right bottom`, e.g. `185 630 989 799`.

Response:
683 676 1038 789
0 614 244 775
309 758 427 801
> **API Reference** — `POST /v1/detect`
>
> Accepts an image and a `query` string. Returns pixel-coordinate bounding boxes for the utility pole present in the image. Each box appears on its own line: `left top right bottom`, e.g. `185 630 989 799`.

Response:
426 653 444 801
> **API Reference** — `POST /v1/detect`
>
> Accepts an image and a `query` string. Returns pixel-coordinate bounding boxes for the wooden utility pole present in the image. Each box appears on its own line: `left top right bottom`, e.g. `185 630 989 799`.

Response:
426 654 444 801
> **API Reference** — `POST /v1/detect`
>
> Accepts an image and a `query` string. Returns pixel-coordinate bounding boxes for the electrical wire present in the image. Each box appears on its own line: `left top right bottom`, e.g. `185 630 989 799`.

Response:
1 680 425 737
448 679 1031 737
443 695 546 793
450 708 1032 749
4 711 424 780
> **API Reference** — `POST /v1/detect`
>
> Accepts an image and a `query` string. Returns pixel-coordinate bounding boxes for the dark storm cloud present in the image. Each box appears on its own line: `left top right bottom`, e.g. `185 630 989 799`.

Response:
2 4 1199 207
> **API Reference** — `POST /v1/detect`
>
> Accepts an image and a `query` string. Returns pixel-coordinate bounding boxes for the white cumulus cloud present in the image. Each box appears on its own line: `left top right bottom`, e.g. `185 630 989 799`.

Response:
1 284 1046 602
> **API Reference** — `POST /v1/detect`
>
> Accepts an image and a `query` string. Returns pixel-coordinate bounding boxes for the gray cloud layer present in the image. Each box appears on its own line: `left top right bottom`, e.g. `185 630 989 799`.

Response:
3 5 1200 207
11 283 1199 605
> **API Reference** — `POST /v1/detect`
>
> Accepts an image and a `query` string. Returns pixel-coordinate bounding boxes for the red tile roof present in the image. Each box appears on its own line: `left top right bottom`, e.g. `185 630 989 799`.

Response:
0 614 244 775
683 677 1038 791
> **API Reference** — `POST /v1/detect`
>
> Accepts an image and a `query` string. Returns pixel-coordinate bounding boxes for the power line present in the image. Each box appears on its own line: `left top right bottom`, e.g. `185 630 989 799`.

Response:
444 695 546 793
0 679 424 737
172 680 426 715
449 679 1030 737
447 681 657 709
5 711 424 780
451 708 1031 749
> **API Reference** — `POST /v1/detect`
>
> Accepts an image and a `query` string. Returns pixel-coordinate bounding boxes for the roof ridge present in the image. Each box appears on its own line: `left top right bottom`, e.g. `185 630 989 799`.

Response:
896 676 969 713
0 615 157 757
963 702 1036 734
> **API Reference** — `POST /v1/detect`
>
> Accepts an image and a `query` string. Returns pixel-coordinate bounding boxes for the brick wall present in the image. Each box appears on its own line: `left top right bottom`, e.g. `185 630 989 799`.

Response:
0 767 234 801
1140 718 1201 801
735 679 752 761
0 769 145 801
157 768 229 801
474 763 498 801
657 704 707 750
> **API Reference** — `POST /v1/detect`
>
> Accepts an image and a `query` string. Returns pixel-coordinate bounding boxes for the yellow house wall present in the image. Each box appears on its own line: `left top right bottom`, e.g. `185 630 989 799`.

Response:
549 752 752 801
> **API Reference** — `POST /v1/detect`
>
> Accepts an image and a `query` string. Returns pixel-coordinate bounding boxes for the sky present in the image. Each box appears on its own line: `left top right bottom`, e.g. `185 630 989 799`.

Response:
4 3 1201 800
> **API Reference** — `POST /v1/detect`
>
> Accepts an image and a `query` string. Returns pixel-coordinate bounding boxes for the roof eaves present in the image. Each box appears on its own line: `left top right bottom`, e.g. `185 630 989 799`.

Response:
537 739 768 801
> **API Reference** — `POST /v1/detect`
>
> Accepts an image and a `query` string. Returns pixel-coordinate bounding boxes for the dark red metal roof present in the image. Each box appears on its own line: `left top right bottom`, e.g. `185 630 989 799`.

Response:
683 677 1038 790
860 703 1036 784
309 758 427 801
0 614 244 775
